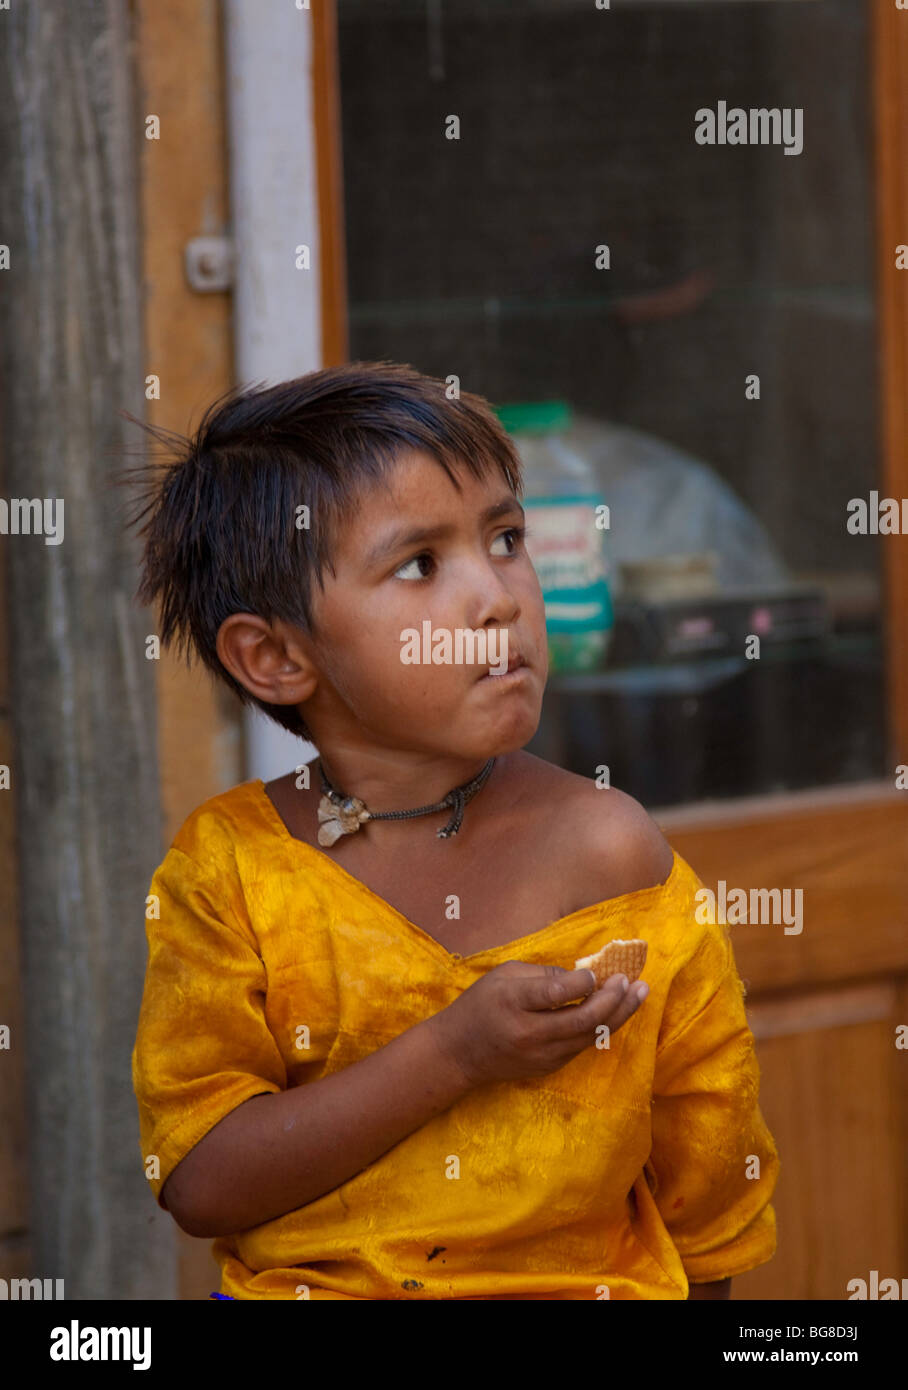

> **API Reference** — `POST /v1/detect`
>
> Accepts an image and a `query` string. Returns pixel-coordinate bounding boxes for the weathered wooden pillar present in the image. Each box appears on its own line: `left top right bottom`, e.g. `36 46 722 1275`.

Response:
0 3 172 1297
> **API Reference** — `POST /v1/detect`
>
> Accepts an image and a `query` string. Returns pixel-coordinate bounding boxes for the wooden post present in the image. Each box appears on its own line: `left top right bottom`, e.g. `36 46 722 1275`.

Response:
0 4 172 1297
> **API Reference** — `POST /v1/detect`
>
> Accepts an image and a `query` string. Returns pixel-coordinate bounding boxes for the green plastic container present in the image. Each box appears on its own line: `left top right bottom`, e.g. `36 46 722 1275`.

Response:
494 400 613 674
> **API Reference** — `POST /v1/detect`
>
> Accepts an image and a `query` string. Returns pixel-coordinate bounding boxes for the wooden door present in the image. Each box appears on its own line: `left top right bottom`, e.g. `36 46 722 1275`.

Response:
662 790 908 1299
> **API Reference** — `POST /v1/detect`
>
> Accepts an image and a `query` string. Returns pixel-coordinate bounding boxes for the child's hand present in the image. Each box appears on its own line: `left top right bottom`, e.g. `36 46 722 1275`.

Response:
428 961 648 1088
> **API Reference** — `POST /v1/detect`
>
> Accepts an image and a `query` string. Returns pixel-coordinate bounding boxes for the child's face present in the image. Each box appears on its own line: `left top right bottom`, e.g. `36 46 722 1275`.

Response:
301 449 549 761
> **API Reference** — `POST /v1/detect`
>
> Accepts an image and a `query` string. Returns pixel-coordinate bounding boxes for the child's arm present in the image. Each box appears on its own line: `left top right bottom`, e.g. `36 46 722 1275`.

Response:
132 841 477 1239
163 1015 473 1237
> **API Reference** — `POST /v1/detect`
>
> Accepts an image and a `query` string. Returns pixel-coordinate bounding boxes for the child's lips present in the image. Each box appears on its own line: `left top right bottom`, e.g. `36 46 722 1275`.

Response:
478 653 528 682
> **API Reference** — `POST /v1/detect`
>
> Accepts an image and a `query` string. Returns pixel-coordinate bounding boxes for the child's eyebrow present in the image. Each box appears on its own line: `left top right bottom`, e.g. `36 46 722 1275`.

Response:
362 496 525 570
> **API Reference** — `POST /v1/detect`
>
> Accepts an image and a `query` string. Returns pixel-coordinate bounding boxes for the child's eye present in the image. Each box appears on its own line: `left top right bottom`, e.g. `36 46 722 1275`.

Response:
490 524 529 556
393 525 528 582
394 552 435 582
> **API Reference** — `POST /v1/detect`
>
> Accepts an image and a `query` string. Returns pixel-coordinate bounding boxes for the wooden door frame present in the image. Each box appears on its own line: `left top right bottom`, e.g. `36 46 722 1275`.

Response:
313 0 349 366
872 0 908 767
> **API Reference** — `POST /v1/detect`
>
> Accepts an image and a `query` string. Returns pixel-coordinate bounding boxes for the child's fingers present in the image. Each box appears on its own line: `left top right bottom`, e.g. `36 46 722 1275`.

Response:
518 965 603 1012
599 976 648 1031
540 970 631 1021
543 972 647 1040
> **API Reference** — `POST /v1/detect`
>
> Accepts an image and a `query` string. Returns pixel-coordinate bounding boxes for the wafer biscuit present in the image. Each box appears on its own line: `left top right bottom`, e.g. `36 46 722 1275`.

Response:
574 938 647 988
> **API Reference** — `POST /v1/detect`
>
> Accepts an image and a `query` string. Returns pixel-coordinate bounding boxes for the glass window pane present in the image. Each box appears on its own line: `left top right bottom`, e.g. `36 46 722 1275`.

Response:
336 0 885 807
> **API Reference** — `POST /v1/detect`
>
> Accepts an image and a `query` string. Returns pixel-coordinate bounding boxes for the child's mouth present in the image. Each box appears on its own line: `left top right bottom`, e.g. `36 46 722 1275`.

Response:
479 654 528 684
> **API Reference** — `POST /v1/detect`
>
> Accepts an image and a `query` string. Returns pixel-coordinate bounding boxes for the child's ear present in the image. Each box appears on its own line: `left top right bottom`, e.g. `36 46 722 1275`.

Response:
215 614 318 707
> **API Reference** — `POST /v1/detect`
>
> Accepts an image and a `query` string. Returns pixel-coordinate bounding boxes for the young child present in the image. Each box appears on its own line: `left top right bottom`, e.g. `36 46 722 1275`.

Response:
128 360 780 1300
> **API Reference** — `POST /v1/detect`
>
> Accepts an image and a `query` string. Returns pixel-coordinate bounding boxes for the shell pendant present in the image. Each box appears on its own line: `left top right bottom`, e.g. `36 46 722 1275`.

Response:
317 792 372 847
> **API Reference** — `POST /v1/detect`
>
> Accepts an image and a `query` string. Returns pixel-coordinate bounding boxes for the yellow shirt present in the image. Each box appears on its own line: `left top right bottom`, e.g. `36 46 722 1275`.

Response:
132 778 780 1300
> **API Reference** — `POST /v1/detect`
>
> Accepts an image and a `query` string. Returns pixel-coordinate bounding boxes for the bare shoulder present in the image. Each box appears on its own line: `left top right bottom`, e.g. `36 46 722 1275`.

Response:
513 752 675 902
